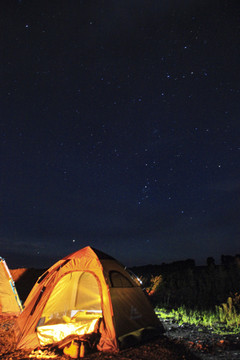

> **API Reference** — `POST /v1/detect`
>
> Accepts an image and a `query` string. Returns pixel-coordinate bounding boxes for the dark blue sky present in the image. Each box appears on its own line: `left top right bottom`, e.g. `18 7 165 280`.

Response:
1 0 240 269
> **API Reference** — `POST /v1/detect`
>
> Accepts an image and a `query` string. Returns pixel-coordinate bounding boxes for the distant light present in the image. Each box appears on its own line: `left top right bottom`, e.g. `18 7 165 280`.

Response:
72 239 76 243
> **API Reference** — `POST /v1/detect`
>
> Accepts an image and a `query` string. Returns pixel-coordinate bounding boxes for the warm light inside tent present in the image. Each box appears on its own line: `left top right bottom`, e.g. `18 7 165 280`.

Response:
36 271 102 346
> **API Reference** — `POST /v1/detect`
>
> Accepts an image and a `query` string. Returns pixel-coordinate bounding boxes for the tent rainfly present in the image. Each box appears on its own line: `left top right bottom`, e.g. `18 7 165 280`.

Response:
14 246 164 352
0 257 23 315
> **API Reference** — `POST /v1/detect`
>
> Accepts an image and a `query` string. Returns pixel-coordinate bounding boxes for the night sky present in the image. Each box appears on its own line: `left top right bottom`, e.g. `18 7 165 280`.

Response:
1 1 240 269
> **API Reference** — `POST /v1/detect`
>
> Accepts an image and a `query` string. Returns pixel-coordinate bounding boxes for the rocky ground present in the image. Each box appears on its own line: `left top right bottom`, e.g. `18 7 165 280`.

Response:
162 317 240 360
0 315 240 360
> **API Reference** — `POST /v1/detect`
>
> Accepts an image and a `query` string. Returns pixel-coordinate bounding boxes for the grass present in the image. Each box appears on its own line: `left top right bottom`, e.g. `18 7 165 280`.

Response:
143 271 240 335
155 302 240 335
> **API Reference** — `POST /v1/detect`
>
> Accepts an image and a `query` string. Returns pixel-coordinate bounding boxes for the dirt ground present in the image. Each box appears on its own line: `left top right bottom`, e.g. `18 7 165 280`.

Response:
1 315 240 360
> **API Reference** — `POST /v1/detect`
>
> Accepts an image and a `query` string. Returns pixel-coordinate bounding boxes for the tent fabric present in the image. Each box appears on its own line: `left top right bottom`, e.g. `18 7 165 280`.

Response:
0 257 23 315
40 271 102 318
14 246 163 352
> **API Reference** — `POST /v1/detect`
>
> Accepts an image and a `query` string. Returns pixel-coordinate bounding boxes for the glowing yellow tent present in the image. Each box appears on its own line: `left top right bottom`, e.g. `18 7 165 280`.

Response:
14 247 163 352
0 257 23 315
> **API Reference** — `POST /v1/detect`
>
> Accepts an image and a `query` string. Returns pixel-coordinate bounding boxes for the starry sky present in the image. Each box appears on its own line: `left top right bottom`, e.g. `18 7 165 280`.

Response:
1 0 240 269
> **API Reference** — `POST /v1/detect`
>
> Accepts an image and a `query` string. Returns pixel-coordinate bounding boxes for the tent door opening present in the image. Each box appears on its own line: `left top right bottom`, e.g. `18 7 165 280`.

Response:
36 271 102 346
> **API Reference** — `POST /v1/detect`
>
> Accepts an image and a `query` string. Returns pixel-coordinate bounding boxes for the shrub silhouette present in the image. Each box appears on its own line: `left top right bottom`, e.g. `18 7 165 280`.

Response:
133 254 240 311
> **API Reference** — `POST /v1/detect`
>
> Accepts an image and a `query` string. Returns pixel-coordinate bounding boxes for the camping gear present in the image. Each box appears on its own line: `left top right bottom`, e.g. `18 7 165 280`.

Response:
79 341 85 357
0 256 23 315
63 340 85 358
63 340 79 359
14 246 163 352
